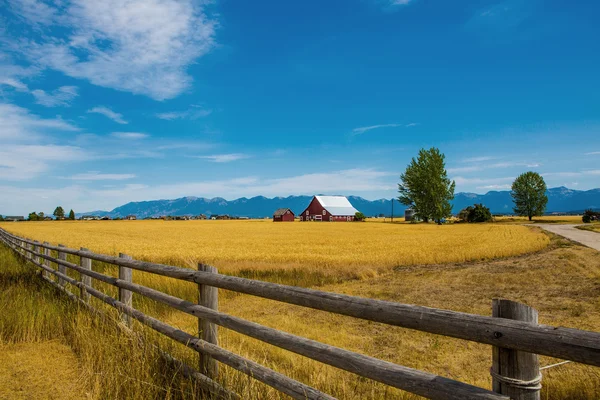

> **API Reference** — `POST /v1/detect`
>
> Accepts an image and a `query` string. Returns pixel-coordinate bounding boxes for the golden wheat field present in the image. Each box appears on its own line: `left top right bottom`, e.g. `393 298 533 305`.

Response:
0 220 549 286
2 221 599 399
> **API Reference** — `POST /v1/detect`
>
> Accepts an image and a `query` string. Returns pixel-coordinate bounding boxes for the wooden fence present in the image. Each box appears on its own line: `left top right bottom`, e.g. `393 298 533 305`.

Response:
0 227 599 400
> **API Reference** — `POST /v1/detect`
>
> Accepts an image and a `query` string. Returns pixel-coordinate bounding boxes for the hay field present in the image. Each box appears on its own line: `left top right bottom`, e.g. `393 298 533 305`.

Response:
0 223 598 399
0 220 549 286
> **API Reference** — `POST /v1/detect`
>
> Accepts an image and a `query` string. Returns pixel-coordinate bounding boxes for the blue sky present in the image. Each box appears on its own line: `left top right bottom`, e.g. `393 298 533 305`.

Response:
1 0 599 214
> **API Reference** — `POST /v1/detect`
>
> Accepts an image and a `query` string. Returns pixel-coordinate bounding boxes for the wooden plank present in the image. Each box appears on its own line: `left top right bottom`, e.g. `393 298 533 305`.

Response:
80 247 92 303
20 245 506 400
198 263 219 379
27 258 334 400
3 228 600 367
119 253 133 327
58 244 67 288
492 299 541 400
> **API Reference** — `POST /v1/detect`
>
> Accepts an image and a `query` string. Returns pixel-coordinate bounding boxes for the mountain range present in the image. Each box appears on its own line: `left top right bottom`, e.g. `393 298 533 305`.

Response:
80 187 600 219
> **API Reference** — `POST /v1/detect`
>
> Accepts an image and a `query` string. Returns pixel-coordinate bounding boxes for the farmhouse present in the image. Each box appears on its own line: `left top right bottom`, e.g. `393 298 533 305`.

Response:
299 196 359 222
4 216 25 222
273 208 295 222
125 215 137 220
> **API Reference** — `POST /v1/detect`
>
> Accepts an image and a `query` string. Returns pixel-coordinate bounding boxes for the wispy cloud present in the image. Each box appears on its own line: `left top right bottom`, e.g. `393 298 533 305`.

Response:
6 0 217 100
64 172 136 181
477 184 512 190
31 86 78 107
0 102 79 141
110 132 148 140
87 106 128 124
0 169 395 214
0 144 87 181
585 151 600 155
156 106 212 120
352 123 416 135
196 153 251 163
543 170 600 178
461 156 499 163
447 161 540 174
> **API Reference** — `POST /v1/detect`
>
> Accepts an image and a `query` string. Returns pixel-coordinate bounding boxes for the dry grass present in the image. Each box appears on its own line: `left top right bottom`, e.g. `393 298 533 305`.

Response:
576 224 600 233
0 220 549 286
495 215 584 224
1 222 598 399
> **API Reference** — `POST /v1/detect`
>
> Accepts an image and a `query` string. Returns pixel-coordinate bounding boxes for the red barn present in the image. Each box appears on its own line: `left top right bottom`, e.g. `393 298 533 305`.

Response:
299 196 359 222
273 208 295 222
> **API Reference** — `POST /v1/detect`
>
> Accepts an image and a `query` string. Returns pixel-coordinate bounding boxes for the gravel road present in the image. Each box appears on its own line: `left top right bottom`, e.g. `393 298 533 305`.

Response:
536 224 600 251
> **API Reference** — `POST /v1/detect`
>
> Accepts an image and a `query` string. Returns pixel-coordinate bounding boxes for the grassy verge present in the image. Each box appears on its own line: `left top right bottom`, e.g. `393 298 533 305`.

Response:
0 243 206 400
576 224 600 233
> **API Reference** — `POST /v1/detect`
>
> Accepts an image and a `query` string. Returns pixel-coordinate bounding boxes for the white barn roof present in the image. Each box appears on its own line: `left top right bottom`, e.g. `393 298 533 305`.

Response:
315 195 359 216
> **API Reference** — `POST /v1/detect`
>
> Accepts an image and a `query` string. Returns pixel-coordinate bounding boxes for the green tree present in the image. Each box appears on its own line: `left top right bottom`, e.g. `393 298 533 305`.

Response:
53 206 65 219
511 172 548 221
354 212 366 222
28 212 40 221
68 209 75 220
0 215 4 221
459 203 492 223
398 147 455 223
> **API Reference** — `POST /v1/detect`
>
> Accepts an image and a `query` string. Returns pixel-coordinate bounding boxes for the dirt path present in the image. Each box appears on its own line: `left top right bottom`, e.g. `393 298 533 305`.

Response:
537 224 600 251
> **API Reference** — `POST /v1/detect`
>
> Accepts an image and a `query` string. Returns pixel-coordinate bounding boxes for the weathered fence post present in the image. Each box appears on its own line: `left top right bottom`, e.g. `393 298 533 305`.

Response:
198 263 219 378
58 244 67 288
43 242 51 280
80 247 92 303
26 241 32 260
492 299 541 400
33 240 40 266
119 253 133 327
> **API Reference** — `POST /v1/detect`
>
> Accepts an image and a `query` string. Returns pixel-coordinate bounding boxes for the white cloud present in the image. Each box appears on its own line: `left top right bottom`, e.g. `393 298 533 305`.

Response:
477 184 512 190
585 151 600 155
0 144 87 180
156 106 212 120
0 168 396 214
447 161 539 174
352 123 403 135
452 176 515 187
0 102 80 141
8 0 217 100
64 172 136 181
31 85 78 107
197 153 251 163
461 156 499 163
87 106 128 124
390 0 412 5
110 132 148 140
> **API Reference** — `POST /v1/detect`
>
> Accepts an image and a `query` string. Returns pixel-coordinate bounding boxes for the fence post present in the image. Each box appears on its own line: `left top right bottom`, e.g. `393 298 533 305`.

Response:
43 242 51 280
26 241 32 260
33 240 40 265
80 247 92 303
492 299 541 400
58 244 67 288
198 263 219 378
119 253 133 327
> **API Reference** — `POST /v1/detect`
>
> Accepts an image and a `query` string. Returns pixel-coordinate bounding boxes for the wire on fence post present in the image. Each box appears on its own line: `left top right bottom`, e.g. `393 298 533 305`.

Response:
491 299 541 400
198 263 219 379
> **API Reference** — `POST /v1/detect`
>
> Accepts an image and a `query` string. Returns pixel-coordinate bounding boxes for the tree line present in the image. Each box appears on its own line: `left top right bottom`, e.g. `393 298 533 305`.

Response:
26 206 76 221
398 148 549 223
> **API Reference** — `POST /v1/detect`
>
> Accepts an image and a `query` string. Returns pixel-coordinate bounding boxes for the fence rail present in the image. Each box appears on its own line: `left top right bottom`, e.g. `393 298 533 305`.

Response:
0 227 598 400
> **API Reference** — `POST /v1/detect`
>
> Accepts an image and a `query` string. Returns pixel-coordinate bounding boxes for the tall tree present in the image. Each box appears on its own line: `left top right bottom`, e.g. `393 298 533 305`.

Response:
511 171 548 221
28 212 40 221
398 147 455 223
53 206 65 219
68 209 75 220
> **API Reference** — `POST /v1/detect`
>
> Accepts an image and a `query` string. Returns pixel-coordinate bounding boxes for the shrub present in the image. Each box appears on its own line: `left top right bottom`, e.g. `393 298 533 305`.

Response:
354 212 366 222
582 209 599 223
458 204 492 223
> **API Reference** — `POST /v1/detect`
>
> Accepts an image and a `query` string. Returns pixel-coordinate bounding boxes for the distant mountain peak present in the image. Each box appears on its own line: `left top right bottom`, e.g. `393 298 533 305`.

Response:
77 187 600 219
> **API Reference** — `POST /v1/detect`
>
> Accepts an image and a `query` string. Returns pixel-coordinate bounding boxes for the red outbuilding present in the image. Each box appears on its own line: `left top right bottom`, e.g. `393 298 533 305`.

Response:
273 208 295 222
299 195 359 222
